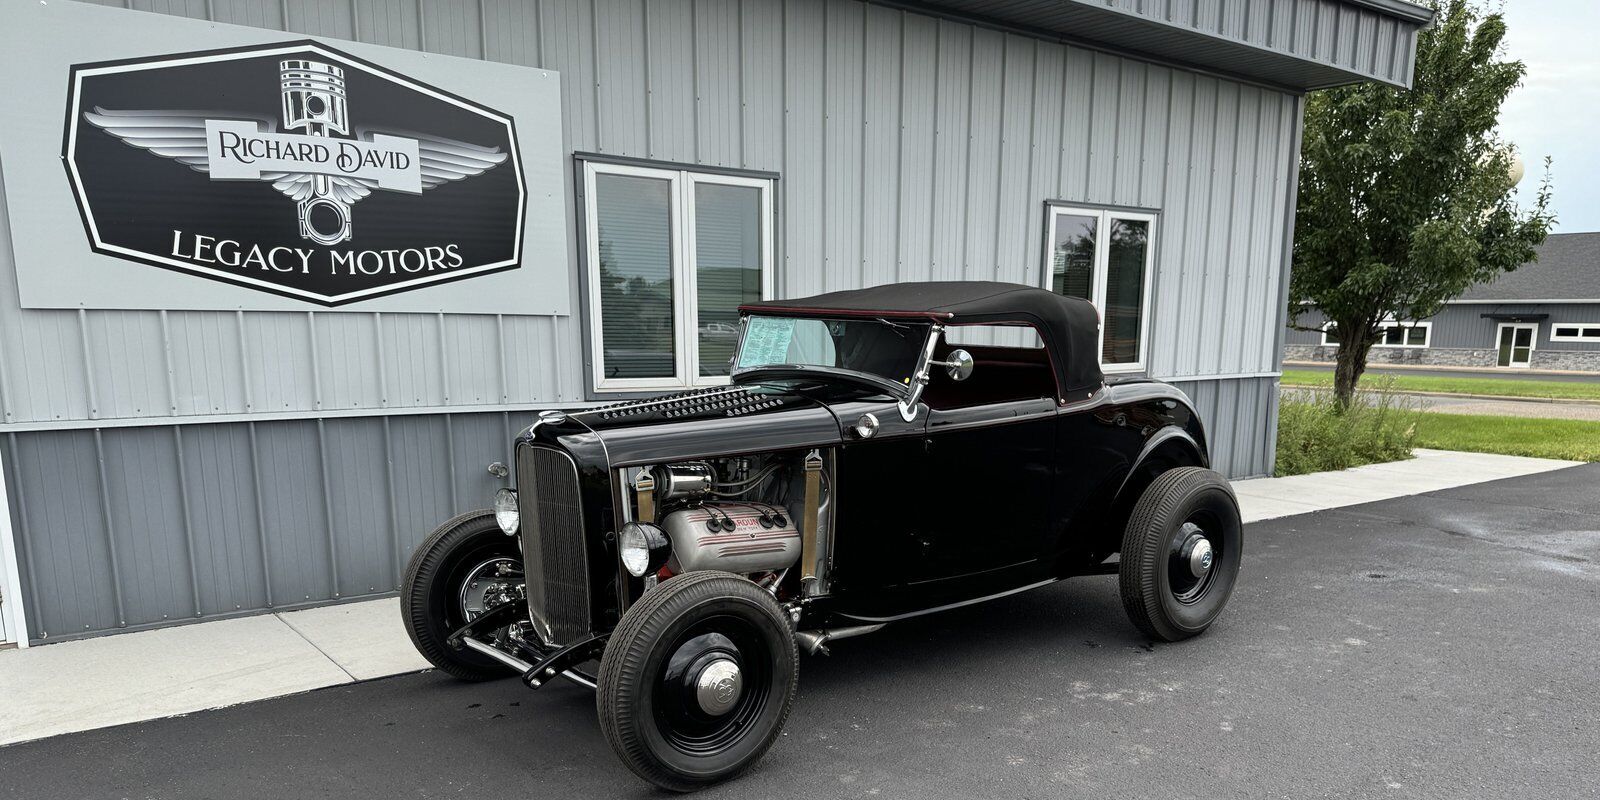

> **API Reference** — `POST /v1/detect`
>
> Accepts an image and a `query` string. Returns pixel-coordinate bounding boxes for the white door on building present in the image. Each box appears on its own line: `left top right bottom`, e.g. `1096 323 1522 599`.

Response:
1496 323 1538 368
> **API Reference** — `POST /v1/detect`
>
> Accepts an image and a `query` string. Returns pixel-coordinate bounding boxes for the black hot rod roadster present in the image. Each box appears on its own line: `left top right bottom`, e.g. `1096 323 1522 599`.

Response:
401 281 1242 790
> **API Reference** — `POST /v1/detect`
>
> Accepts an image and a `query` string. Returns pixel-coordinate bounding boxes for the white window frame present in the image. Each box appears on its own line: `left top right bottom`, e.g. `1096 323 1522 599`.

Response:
1041 206 1156 373
1549 323 1600 343
1319 319 1431 348
582 161 774 393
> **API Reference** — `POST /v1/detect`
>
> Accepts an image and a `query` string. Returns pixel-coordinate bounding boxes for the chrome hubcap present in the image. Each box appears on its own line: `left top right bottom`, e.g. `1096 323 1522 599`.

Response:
1168 521 1220 605
1186 537 1214 578
694 659 743 716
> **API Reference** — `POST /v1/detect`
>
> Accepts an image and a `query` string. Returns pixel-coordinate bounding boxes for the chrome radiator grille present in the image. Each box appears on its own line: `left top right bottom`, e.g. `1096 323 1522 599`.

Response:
515 444 591 644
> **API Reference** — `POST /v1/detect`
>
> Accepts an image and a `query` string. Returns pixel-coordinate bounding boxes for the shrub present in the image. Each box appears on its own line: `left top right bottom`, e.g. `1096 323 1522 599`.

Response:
1275 379 1419 476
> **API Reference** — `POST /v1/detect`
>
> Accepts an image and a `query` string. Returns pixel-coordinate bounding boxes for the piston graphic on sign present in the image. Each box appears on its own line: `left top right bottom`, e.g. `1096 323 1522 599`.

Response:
83 60 509 247
281 60 354 245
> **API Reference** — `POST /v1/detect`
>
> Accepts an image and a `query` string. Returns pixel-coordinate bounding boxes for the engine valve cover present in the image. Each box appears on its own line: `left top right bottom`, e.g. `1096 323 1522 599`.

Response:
663 505 801 574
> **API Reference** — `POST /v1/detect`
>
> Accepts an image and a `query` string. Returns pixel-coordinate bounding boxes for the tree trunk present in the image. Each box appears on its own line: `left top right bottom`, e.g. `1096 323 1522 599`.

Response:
1332 320 1376 408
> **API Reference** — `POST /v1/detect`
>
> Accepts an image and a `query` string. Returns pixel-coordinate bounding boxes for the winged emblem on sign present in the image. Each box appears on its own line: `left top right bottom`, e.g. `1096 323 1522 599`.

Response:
81 59 507 246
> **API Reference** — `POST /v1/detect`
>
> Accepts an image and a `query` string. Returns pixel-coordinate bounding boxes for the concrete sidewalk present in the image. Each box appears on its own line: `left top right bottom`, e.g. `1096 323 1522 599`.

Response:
0 599 429 746
1231 448 1585 521
0 448 1582 747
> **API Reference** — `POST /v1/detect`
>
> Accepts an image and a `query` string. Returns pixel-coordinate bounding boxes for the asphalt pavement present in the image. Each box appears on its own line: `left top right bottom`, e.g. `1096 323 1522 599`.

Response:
4 464 1599 799
1287 362 1600 384
1405 393 1600 421
1282 385 1600 421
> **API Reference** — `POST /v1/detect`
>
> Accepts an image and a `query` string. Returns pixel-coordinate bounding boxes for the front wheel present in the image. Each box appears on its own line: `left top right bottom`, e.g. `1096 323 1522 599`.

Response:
597 571 798 792
1119 467 1243 642
401 510 525 681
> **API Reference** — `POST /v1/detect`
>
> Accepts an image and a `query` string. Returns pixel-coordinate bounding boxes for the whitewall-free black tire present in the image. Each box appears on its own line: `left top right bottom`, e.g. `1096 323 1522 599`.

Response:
597 571 797 792
1119 467 1243 642
400 510 523 681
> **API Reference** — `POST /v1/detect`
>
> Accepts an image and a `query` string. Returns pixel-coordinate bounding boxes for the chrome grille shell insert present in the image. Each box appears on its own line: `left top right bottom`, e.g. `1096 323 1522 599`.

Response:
515 444 591 645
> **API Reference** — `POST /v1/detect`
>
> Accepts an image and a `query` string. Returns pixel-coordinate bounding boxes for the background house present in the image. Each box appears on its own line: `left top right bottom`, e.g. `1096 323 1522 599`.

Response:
0 0 1431 647
1285 232 1600 371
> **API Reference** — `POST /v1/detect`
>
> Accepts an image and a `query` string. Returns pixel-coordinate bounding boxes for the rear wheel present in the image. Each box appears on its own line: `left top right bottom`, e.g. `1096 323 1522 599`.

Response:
597 571 797 792
401 511 525 681
1119 467 1243 642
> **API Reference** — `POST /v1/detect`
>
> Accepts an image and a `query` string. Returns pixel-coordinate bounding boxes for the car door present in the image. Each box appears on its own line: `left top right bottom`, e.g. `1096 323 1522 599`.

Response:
914 397 1058 587
826 397 930 599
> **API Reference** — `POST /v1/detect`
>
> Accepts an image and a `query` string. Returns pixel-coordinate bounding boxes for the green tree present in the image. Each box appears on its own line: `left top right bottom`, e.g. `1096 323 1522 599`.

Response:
1289 0 1553 404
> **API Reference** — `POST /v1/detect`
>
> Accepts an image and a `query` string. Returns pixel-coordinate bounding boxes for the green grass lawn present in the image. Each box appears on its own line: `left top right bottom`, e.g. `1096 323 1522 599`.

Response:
1275 392 1600 476
1281 369 1600 402
1411 413 1600 462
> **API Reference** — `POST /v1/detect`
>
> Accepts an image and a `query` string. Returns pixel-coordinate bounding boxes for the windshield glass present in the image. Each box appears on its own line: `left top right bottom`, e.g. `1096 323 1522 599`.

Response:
733 315 928 389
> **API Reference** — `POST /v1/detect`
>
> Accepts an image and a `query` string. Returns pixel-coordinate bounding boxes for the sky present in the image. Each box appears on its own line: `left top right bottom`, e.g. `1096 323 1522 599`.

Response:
1496 0 1600 233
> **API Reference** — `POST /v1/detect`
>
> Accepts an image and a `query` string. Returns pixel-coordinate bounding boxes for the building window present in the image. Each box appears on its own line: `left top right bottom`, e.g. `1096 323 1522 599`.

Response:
1320 320 1430 348
1043 206 1155 372
582 161 773 392
1550 323 1600 343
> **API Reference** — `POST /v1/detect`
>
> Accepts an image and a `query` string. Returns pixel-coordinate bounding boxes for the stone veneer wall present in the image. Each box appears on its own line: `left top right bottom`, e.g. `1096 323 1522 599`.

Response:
1282 344 1600 373
1530 350 1600 372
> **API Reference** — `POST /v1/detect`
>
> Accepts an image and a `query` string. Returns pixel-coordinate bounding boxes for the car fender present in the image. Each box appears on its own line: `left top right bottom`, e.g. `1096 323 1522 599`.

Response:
1113 424 1209 510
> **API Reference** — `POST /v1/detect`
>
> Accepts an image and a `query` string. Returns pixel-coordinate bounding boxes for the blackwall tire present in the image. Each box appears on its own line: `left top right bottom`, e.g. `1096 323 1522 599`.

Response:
1119 467 1243 642
597 571 797 792
400 510 523 682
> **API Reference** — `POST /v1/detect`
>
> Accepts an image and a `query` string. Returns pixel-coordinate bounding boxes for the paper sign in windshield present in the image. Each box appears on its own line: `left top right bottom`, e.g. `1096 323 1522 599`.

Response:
737 316 796 368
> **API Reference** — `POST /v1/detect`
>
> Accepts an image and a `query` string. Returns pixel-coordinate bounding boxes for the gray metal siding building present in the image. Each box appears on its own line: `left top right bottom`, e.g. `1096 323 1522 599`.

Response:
0 0 1429 645
1285 232 1600 371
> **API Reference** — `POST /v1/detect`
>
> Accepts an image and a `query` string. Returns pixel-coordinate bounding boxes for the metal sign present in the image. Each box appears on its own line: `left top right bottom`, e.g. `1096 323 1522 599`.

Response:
0 0 569 314
64 42 525 306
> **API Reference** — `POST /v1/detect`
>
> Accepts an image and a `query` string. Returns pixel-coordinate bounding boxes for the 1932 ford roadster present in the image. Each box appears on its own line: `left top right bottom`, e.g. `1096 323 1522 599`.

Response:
401 281 1242 790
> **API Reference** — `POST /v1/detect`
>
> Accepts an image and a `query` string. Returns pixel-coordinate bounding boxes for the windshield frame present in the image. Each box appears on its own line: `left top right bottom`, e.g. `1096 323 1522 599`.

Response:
729 314 937 399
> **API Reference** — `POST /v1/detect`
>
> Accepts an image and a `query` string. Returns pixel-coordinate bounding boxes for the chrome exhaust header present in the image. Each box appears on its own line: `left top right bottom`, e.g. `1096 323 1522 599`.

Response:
793 623 885 656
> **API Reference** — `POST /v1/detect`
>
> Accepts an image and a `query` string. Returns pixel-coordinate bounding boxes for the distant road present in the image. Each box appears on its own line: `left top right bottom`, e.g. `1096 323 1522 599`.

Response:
1282 386 1600 422
1285 362 1600 385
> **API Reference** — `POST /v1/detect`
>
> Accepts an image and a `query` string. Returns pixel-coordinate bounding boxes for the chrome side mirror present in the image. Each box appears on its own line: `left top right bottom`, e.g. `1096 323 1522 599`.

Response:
930 349 975 382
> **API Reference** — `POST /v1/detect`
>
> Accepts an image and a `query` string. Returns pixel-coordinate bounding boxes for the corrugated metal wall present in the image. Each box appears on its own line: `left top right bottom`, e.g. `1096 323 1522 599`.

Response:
2 411 531 638
1 0 1301 641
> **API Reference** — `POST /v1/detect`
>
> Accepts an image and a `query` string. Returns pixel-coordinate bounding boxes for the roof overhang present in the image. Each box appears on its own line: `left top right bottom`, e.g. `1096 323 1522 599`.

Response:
1480 312 1550 321
888 0 1435 92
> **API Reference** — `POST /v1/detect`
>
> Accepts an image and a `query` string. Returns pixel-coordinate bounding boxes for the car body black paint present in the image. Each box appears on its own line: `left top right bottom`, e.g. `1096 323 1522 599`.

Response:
514 377 1206 633
503 283 1209 635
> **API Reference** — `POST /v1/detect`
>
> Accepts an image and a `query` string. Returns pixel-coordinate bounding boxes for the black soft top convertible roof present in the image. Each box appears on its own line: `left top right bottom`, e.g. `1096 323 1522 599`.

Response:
740 281 1105 398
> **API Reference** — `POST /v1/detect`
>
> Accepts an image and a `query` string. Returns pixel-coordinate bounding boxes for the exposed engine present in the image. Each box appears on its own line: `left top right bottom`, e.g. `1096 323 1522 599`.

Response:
633 452 828 589
661 504 799 573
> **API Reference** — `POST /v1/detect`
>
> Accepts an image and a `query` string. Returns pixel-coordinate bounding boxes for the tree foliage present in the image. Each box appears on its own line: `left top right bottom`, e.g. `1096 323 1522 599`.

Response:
1289 0 1554 403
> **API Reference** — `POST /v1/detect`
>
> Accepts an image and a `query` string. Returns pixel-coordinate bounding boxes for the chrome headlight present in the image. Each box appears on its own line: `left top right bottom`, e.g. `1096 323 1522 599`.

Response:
619 521 672 578
493 488 519 535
